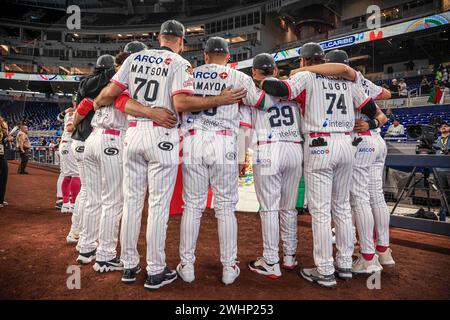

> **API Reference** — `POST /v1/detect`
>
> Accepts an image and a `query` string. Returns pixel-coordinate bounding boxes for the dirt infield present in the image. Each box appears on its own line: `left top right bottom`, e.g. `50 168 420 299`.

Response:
0 162 449 300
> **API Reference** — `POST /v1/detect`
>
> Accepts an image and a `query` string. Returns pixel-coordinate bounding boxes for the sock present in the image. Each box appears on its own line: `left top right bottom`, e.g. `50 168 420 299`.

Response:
61 177 72 204
70 177 81 203
376 245 389 253
362 253 375 261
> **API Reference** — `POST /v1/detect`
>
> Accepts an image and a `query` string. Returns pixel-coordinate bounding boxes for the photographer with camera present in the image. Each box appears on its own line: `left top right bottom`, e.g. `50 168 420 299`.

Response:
434 122 450 221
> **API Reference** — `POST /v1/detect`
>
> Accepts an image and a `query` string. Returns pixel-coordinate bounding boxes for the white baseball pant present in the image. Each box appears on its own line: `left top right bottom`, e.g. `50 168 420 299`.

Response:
350 133 377 255
180 131 238 268
253 142 303 265
369 132 390 247
120 122 179 275
304 133 355 276
71 140 87 235
78 129 124 261
56 173 63 198
59 140 78 177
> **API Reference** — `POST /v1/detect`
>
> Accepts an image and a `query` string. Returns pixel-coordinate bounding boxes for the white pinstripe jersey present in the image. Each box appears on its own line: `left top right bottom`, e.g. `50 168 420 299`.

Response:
62 112 74 141
251 99 302 143
284 71 370 134
181 64 265 136
91 96 128 130
111 49 194 123
355 72 382 123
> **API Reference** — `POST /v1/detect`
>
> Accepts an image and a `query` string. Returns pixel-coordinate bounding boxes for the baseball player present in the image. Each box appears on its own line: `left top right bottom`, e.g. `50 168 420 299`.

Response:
246 53 303 279
75 44 148 271
94 22 247 290
323 50 395 270
57 107 80 214
71 54 117 254
259 42 381 288
174 37 274 286
289 51 394 270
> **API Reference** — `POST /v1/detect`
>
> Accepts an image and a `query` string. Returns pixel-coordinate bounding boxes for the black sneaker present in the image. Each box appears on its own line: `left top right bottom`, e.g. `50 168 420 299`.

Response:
299 267 337 288
93 257 124 273
121 265 141 283
334 266 353 281
144 266 177 290
76 249 96 265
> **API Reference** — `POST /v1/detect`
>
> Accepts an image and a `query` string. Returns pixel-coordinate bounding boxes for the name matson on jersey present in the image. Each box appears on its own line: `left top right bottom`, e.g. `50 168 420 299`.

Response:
111 49 194 122
282 71 370 134
181 64 268 135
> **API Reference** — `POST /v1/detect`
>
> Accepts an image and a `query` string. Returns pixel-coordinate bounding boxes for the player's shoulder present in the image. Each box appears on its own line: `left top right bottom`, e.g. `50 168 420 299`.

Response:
289 70 313 81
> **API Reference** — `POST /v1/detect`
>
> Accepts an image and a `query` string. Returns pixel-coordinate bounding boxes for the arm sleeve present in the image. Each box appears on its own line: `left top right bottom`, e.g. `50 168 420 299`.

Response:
261 79 290 97
352 84 377 118
171 61 195 96
111 56 133 89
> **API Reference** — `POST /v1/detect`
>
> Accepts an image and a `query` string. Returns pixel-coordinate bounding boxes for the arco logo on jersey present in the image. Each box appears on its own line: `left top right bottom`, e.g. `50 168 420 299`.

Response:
134 55 164 64
219 72 228 79
358 147 375 153
194 71 220 79
310 149 330 155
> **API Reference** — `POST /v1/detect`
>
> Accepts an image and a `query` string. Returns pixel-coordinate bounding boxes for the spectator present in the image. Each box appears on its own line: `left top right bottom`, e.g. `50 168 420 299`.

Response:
442 68 449 83
385 118 405 137
40 137 48 146
389 79 399 98
16 125 31 174
435 67 443 82
433 122 450 221
420 76 431 95
385 108 395 122
398 79 408 97
0 116 10 208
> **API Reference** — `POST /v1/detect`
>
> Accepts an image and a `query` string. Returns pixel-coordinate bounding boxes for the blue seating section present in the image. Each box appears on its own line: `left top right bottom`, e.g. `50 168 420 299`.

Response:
381 104 450 138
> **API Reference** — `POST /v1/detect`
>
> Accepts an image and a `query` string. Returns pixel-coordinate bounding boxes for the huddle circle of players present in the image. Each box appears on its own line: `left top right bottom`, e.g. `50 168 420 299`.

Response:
57 19 396 290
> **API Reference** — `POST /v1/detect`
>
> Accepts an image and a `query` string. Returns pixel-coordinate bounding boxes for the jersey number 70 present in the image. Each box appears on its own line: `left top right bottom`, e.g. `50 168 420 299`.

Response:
133 77 159 102
326 93 347 115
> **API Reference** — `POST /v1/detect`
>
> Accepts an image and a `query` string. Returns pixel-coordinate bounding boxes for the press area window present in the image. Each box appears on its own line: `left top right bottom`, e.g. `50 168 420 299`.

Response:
205 11 261 34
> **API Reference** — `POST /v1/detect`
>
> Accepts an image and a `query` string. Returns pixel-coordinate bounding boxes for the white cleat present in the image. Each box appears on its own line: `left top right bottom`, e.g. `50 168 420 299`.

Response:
176 263 195 283
61 203 71 214
248 257 282 279
282 255 298 270
376 248 395 266
66 230 79 244
352 255 383 274
222 265 240 285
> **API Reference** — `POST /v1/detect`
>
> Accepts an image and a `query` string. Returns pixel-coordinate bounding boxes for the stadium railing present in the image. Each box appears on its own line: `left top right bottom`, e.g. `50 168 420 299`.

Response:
15 146 59 166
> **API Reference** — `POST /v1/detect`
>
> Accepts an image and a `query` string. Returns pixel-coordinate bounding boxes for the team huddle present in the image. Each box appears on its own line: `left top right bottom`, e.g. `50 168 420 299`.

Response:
57 19 395 290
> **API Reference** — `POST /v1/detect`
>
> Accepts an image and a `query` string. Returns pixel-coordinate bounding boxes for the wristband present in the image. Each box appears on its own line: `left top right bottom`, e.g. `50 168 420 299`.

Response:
115 93 130 113
367 119 379 130
76 98 94 116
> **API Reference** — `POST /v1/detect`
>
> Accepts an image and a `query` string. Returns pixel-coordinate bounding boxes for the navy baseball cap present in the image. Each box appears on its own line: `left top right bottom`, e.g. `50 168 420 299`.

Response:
300 42 324 59
124 41 147 54
204 37 229 54
325 49 349 65
160 20 185 38
253 53 276 69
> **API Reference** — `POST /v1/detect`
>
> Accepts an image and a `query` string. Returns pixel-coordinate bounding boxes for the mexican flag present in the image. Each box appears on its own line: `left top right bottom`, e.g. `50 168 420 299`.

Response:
428 85 443 104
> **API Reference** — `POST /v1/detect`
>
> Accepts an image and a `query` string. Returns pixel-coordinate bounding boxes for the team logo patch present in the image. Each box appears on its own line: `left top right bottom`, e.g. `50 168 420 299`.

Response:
219 71 228 79
104 147 119 155
61 150 69 155
225 152 236 160
164 57 172 65
158 141 174 151
75 146 84 153
186 66 193 75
